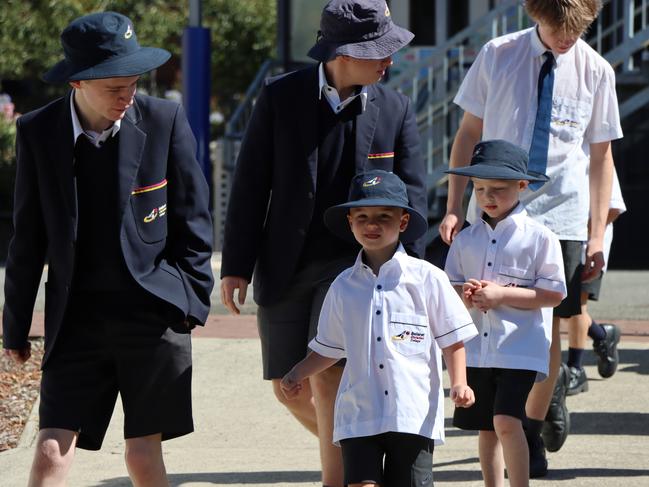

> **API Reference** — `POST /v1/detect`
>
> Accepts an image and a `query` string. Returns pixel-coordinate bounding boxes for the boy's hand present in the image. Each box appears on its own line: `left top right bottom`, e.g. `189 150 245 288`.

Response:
450 384 475 408
280 370 303 399
470 280 504 312
462 279 482 308
3 343 32 364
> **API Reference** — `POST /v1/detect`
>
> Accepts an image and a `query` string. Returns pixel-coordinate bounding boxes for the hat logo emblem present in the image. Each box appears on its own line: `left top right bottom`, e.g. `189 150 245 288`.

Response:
363 176 382 187
385 5 391 16
125 24 133 39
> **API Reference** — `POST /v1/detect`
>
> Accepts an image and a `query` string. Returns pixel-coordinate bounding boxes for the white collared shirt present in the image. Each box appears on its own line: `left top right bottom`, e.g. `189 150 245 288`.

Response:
455 27 623 240
444 204 567 380
318 63 368 114
309 244 477 445
70 90 121 148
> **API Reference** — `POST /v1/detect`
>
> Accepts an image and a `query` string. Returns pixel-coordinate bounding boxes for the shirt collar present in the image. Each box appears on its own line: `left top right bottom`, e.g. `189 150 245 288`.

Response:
70 90 121 147
318 62 368 114
480 202 528 232
351 242 407 277
530 25 573 67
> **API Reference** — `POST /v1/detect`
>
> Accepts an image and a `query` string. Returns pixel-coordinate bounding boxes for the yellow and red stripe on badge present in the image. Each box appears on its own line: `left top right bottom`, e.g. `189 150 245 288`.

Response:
367 152 394 159
131 179 167 195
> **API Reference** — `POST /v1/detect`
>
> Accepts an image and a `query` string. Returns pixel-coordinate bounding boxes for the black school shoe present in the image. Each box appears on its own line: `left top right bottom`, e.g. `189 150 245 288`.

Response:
527 430 548 478
541 363 571 452
567 366 589 396
593 323 621 378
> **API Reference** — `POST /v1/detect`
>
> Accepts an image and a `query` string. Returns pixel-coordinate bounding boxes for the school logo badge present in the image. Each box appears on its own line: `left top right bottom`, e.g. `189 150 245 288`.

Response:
391 330 425 343
125 24 133 39
385 4 391 17
143 204 167 223
392 330 410 341
363 176 382 187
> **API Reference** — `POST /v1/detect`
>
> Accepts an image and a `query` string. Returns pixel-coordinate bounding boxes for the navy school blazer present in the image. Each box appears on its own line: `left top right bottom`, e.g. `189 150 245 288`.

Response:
221 65 427 307
2 93 214 365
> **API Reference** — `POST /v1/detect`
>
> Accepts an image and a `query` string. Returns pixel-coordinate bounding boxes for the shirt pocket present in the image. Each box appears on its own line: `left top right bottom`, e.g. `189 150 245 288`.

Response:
130 179 168 243
388 312 430 356
551 97 591 142
497 265 535 288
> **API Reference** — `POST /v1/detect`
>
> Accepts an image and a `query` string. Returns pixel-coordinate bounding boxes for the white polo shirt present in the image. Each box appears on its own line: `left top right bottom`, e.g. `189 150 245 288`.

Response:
309 244 477 445
444 204 567 380
455 27 623 240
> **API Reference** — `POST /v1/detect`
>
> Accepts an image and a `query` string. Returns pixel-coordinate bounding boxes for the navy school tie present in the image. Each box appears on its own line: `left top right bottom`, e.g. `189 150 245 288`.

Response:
528 51 555 190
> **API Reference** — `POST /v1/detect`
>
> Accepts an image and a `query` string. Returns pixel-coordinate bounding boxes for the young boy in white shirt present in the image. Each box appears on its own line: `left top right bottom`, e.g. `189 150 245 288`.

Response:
445 140 567 487
440 0 623 475
281 170 478 487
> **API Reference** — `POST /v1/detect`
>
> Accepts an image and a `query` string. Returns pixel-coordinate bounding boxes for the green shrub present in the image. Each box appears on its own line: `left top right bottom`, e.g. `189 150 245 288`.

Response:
0 116 16 168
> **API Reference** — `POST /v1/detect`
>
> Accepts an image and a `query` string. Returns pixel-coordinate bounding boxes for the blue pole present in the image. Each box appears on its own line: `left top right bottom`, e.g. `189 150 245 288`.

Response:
182 26 212 198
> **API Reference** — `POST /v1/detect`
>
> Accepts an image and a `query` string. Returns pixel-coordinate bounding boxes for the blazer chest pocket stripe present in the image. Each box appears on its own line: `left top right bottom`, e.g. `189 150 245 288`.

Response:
368 152 394 159
131 179 168 243
131 179 168 195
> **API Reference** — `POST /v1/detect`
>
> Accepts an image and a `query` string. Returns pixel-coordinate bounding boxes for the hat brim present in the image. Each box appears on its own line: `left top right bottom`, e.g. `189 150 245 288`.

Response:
43 46 171 83
445 165 550 183
308 24 414 62
324 197 428 244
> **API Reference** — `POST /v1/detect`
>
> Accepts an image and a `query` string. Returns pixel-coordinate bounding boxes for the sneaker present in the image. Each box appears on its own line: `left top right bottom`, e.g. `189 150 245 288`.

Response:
527 432 548 478
593 323 621 378
541 363 570 452
567 366 589 396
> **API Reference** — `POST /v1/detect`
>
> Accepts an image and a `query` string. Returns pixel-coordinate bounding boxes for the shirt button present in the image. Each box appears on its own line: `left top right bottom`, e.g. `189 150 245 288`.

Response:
377 337 382 342
491 239 496 244
379 364 384 369
384 390 389 395
484 332 488 337
377 285 382 290
487 262 492 267
376 310 381 315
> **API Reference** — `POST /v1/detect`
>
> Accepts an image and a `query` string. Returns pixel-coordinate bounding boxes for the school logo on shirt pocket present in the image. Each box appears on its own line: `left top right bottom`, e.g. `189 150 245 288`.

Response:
388 313 430 356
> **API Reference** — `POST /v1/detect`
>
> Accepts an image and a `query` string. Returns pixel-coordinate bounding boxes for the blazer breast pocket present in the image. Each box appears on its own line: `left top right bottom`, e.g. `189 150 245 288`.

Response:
130 179 168 243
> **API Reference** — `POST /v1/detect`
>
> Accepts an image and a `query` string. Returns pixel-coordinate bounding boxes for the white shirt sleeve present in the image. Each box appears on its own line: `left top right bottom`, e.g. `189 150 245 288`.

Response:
585 64 623 143
308 283 347 360
534 231 567 297
444 236 466 287
610 168 627 213
453 43 492 119
427 268 477 350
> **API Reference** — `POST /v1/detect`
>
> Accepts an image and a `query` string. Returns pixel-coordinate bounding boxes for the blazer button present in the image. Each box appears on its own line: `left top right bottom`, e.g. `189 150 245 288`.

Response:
307 192 314 199
298 228 306 236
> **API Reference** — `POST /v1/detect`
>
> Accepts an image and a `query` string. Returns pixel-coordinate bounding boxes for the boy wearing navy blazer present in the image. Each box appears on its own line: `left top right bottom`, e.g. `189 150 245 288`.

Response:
2 12 213 486
220 1 426 484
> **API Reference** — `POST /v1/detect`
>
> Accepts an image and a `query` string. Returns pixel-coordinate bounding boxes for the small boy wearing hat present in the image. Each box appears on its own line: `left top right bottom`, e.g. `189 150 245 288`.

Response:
444 140 566 486
281 170 478 487
3 11 213 486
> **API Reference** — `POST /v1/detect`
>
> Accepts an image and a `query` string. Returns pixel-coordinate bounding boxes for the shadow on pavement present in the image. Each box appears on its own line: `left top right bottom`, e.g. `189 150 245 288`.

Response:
90 470 322 486
541 467 649 480
571 411 649 435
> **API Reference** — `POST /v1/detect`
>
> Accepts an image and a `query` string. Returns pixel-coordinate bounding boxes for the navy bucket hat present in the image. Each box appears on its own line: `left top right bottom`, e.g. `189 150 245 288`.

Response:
308 0 414 62
324 170 428 244
445 140 550 183
43 11 170 83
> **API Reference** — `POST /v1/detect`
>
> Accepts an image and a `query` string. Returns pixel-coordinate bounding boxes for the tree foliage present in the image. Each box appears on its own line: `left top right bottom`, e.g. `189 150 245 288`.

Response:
0 0 276 114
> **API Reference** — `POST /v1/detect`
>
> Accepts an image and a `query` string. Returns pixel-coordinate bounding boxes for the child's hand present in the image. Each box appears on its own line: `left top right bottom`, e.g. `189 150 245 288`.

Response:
280 370 302 399
462 279 482 308
450 384 475 408
470 280 504 312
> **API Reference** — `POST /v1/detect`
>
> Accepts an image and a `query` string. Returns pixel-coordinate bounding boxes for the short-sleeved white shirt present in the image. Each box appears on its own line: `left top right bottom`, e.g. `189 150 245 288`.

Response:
444 204 567 380
455 27 623 240
597 167 627 270
309 244 477 445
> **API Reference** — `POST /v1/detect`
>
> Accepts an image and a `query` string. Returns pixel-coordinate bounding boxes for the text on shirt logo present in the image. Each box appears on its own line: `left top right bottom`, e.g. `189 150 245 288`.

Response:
391 330 425 343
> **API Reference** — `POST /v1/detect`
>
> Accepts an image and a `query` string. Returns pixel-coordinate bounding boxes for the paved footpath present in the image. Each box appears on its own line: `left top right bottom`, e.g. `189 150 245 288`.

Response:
0 257 648 486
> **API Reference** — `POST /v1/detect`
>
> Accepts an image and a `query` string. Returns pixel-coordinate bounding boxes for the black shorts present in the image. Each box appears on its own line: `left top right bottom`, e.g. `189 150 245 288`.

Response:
340 432 434 487
39 296 193 450
453 367 536 431
554 240 584 318
582 271 604 301
256 256 354 379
